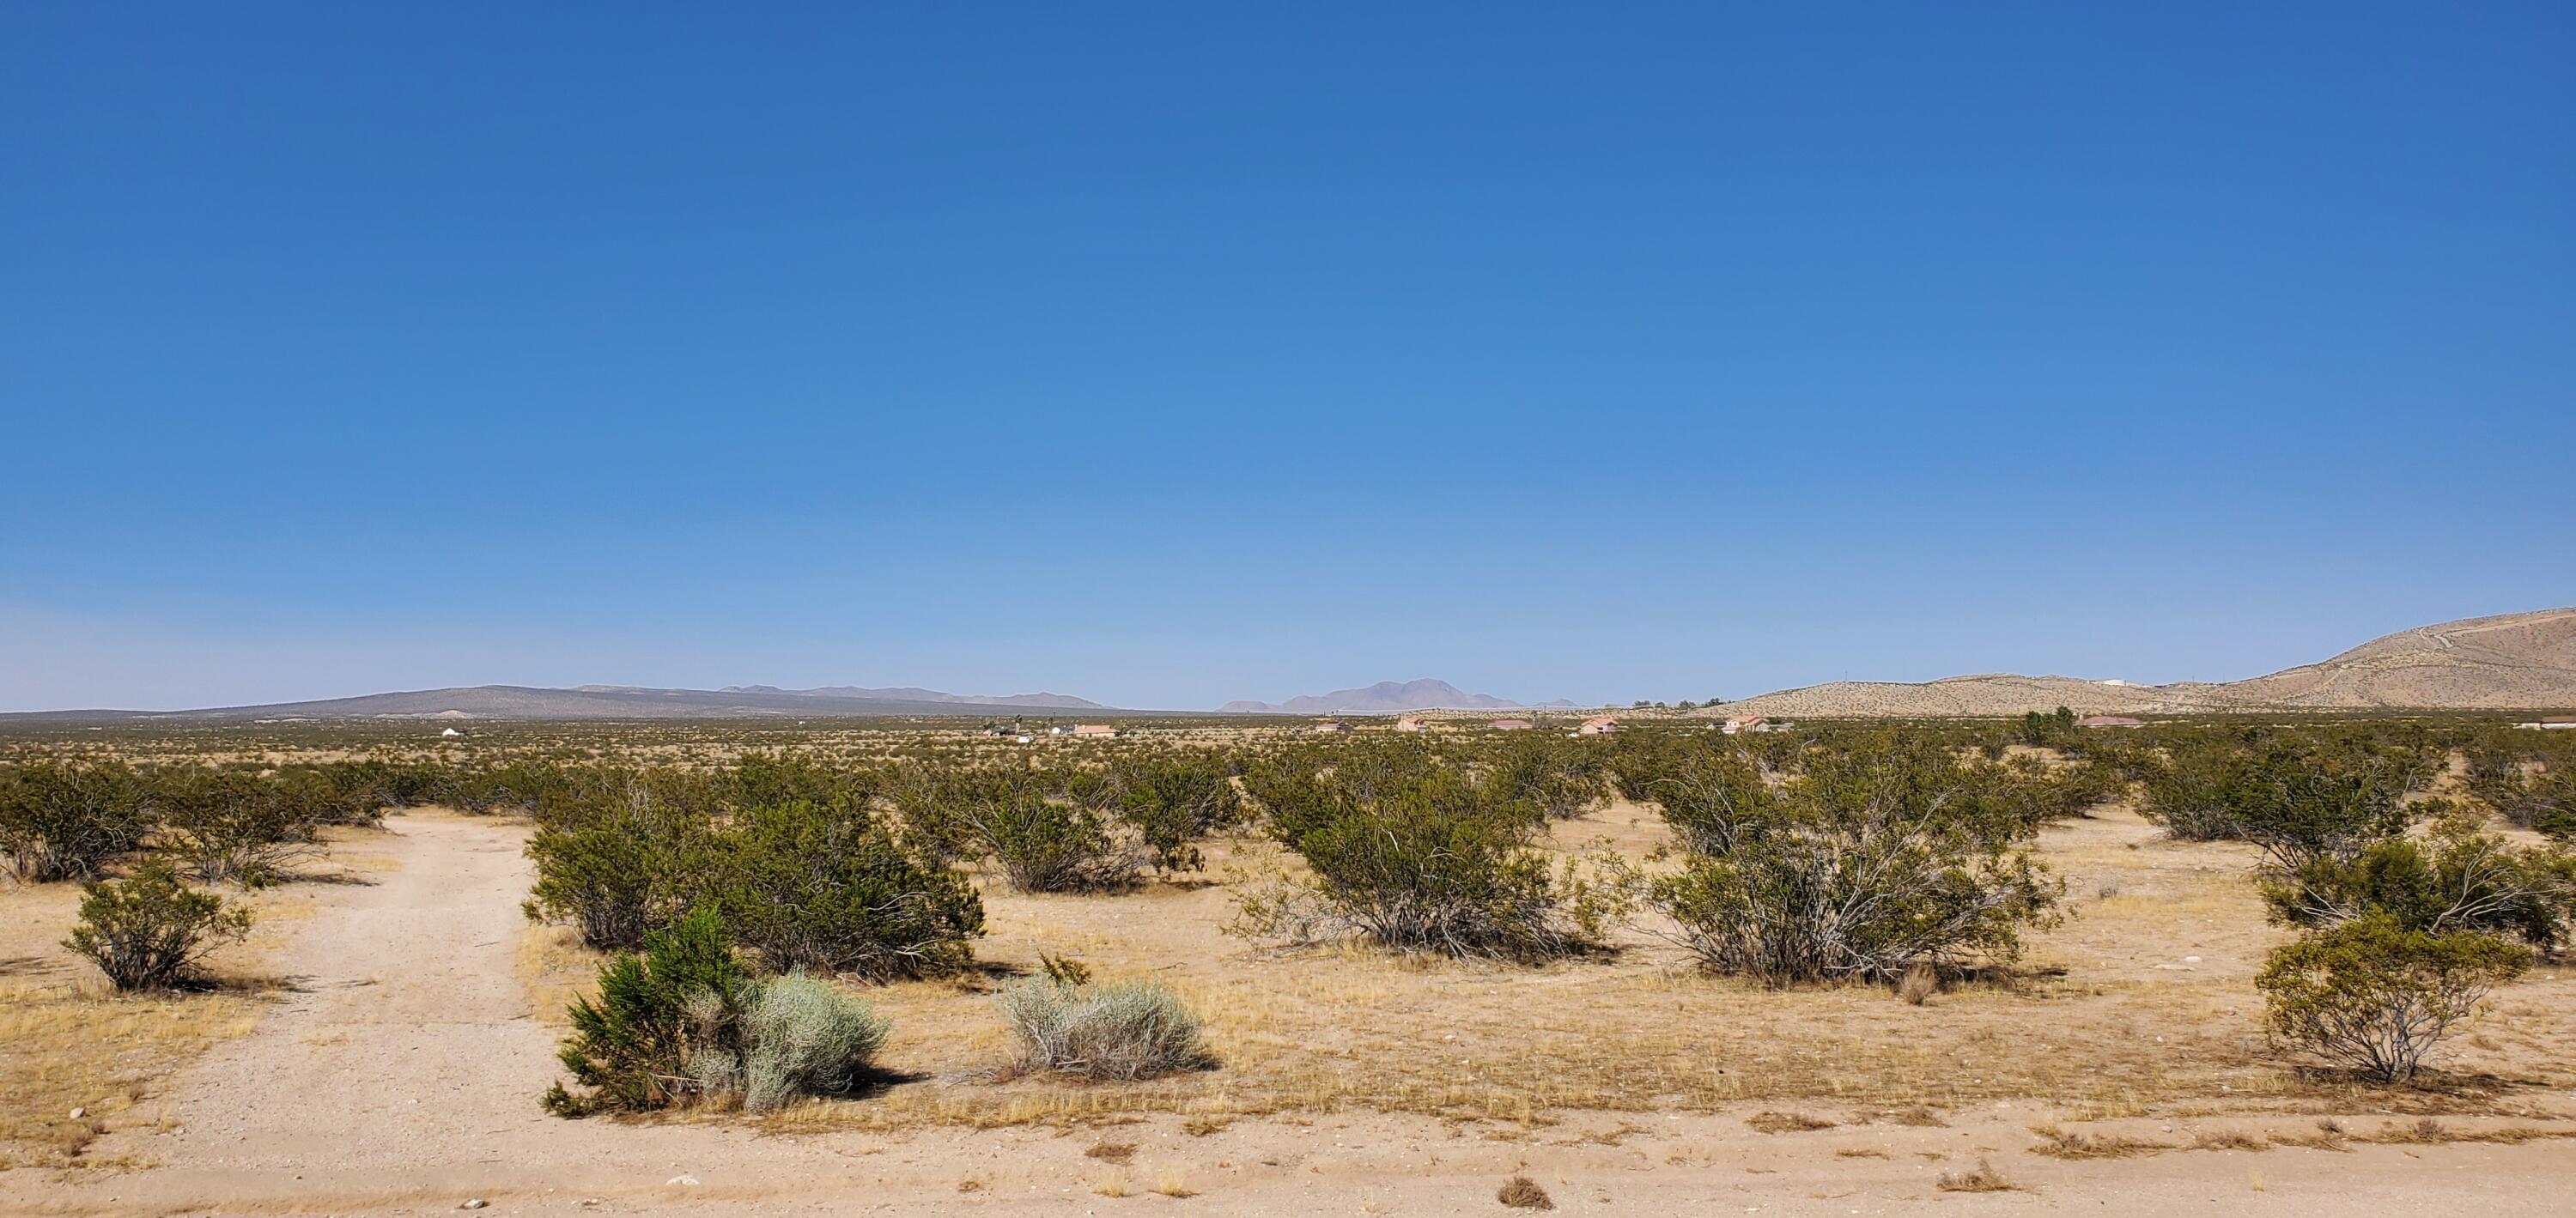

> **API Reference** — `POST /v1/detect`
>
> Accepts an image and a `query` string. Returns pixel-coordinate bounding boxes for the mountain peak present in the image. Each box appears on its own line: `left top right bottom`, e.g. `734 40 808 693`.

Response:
1218 679 1558 715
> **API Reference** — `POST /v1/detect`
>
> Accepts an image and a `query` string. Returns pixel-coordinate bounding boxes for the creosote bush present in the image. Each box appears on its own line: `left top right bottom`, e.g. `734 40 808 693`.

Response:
0 760 155 882
995 975 1210 1081
64 857 253 991
1624 736 2061 985
1236 760 1612 961
2256 914 2528 1083
523 760 983 979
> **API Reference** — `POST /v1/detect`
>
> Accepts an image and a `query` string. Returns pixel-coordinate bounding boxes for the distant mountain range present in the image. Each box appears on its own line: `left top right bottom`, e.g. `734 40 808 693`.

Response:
8 609 2569 723
3 683 1128 723
1218 679 1577 715
713 685 1107 710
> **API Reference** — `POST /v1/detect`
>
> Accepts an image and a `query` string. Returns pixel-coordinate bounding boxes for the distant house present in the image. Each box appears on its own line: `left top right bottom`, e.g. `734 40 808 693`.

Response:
1394 714 1427 733
1721 715 1769 735
1015 735 1034 743
1071 724 1118 738
1577 716 1619 736
2076 715 2146 729
440 727 464 738
2516 715 2576 730
1313 719 1350 733
1488 718 1535 731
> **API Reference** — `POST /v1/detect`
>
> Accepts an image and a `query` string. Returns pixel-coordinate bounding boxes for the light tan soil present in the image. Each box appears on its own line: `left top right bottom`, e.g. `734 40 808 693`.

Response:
5 809 2573 1216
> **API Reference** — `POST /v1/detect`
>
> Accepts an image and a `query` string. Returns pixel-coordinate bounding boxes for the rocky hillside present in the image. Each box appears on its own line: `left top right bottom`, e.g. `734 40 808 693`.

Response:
1716 608 2576 718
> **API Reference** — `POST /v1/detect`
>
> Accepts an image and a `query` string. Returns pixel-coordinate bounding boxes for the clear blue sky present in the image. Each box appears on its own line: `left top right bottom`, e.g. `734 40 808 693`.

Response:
4 3 2571 712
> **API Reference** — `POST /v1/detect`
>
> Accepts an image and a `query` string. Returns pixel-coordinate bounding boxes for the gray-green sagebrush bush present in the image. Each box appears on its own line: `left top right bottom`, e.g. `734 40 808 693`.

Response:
995 975 1210 1081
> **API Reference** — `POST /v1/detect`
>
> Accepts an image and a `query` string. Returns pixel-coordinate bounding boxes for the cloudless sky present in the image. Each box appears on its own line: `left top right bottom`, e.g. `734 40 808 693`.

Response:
4 3 2572 712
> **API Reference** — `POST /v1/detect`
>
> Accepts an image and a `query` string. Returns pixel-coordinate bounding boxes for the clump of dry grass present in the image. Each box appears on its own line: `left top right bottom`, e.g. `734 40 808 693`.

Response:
1151 1167 1197 1197
1085 1140 1137 1162
2031 1125 2169 1159
1897 965 1938 1006
1836 1147 1890 1159
1936 1159 2018 1192
1497 1175 1555 1209
1746 1110 1837 1134
2190 1129 2269 1153
1094 1171 1133 1197
1890 1106 1949 1127
1182 1114 1234 1136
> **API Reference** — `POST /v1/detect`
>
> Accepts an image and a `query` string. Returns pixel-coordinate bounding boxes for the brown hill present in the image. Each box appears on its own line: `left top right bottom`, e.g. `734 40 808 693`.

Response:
1716 608 2576 718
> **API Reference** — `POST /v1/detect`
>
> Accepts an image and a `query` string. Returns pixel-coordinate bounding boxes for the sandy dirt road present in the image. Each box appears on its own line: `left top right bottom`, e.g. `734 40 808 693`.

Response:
12 812 2572 1216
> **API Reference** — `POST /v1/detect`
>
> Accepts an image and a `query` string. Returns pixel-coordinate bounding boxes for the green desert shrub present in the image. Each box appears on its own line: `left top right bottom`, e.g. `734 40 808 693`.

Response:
546 910 893 1116
2259 811 2576 948
0 760 156 882
1625 736 2060 985
2141 739 2421 850
1110 754 1244 872
153 767 326 887
2257 915 2529 1083
961 785 1144 893
995 975 1209 1081
522 785 714 949
1236 766 1607 960
526 774 983 975
64 857 252 991
703 799 984 979
546 908 751 1115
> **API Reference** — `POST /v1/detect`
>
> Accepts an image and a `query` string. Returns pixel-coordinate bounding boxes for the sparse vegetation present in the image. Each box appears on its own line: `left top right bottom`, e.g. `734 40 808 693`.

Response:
2255 913 2530 1083
1236 759 1612 960
1623 736 2062 985
995 975 1210 1081
63 857 253 991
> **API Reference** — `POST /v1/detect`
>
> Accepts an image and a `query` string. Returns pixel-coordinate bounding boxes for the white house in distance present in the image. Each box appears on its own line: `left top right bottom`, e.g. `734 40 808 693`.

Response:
440 727 464 738
1394 714 1427 733
1721 715 1769 734
1488 718 1535 731
1313 719 1350 734
2516 715 2576 730
1577 716 1619 736
1071 724 1118 738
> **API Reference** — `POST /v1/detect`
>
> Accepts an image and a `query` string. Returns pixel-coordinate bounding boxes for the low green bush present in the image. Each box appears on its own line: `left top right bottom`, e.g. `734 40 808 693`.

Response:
2257 915 2529 1083
64 857 252 991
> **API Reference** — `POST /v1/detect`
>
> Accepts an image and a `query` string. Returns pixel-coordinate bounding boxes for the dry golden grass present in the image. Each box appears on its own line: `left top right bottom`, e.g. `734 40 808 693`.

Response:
1496 1174 1555 1209
0 979 263 1169
2030 1124 2172 1159
1746 1111 1838 1134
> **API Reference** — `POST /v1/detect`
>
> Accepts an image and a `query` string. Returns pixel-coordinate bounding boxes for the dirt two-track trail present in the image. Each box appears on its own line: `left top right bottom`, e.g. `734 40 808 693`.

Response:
18 812 2573 1217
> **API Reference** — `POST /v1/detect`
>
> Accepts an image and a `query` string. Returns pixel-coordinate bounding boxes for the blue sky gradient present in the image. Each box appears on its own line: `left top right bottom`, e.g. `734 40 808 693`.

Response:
4 3 2571 711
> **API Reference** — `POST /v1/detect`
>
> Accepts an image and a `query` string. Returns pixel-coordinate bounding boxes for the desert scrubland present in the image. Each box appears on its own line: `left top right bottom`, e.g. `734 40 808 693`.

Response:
3 712 2573 1216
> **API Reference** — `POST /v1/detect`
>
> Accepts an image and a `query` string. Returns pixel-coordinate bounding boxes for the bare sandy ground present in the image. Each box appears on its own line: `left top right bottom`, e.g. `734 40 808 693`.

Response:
9 813 2573 1217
